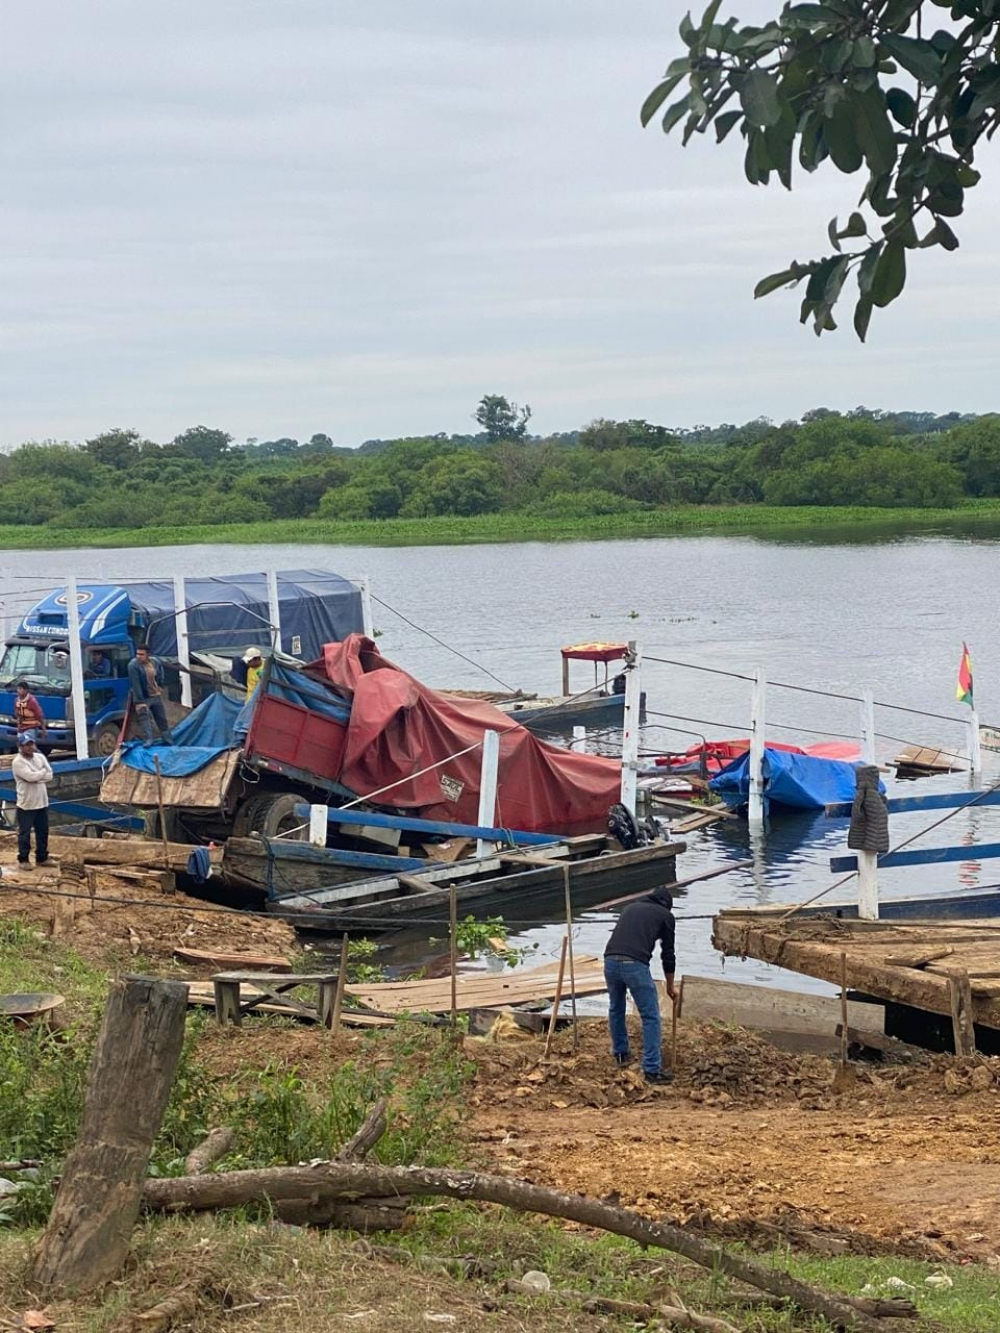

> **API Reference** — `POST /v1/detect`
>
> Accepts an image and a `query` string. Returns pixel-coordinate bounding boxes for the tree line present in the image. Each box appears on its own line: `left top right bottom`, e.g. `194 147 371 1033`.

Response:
1 402 998 529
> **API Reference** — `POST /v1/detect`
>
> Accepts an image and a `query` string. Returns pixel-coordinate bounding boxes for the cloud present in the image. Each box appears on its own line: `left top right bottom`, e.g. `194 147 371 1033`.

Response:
0 0 997 447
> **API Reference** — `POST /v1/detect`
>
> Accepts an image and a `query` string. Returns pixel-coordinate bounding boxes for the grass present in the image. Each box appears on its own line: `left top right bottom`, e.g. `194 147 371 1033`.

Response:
0 1208 996 1333
4 498 1000 549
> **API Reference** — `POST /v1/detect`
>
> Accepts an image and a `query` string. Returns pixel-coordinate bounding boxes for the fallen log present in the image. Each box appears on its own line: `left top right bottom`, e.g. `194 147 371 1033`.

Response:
337 1098 388 1163
274 1099 394 1229
184 1127 236 1176
143 1163 883 1332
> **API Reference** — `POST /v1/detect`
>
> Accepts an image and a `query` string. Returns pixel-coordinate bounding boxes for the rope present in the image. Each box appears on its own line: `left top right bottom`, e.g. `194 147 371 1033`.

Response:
371 595 517 693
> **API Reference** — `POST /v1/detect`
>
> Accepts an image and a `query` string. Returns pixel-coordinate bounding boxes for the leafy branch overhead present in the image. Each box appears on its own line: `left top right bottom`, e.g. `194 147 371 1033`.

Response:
642 0 999 339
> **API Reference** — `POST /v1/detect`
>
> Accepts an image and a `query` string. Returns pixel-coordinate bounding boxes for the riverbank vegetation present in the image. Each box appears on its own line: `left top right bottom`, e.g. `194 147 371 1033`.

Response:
3 405 1000 543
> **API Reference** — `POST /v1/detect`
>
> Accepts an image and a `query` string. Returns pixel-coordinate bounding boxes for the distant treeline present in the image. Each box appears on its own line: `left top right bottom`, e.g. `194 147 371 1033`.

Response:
2 405 999 529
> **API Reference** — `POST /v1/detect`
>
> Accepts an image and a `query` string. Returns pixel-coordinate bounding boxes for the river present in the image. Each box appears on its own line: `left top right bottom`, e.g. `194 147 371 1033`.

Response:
4 524 1000 999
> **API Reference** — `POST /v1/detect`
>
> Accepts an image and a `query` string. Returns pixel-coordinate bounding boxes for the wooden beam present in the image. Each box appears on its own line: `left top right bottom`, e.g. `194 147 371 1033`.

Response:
30 977 188 1294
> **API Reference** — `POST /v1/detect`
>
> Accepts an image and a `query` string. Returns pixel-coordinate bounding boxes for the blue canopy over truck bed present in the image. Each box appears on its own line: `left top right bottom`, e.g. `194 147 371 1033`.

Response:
0 570 364 755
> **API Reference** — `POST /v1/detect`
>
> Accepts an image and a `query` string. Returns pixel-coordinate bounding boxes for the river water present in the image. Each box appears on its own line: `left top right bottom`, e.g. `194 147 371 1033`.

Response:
4 522 1000 998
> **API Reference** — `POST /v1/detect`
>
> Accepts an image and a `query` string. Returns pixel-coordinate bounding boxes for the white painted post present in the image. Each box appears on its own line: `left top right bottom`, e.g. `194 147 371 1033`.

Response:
266 569 281 653
0 567 12 645
359 576 375 638
173 575 192 709
619 640 642 816
476 728 501 859
65 575 90 759
572 724 587 754
858 851 880 920
309 803 328 847
747 668 767 830
967 708 982 776
859 689 875 765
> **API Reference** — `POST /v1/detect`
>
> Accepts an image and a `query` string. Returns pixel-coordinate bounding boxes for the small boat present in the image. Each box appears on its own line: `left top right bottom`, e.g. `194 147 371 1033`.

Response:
443 642 645 733
709 745 874 815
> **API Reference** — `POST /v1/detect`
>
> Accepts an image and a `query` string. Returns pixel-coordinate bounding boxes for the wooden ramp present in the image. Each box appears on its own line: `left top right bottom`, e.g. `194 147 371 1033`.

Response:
714 908 1000 1033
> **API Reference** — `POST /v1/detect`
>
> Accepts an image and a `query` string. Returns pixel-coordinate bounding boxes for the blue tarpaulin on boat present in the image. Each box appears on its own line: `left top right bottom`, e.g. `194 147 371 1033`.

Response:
709 747 882 813
119 692 243 776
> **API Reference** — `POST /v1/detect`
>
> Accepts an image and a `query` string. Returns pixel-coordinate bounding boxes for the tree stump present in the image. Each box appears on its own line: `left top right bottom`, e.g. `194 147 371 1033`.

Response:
30 976 189 1295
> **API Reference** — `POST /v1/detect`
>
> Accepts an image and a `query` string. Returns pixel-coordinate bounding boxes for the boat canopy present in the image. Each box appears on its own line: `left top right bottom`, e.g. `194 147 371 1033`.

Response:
561 641 628 663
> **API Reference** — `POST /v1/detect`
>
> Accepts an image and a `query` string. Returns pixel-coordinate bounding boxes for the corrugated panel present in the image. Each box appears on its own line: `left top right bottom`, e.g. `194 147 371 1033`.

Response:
245 694 347 783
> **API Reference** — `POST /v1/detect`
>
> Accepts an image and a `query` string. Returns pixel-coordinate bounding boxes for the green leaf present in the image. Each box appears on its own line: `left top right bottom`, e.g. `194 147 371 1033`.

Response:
661 95 692 135
857 242 883 296
798 111 825 171
739 69 782 128
828 217 842 252
871 241 906 307
698 0 725 37
641 74 687 127
824 255 850 306
842 211 867 237
805 255 841 301
714 109 742 142
885 87 916 127
879 34 943 85
853 87 897 175
954 162 980 188
852 36 877 67
853 294 874 342
783 3 840 21
823 97 864 173
679 11 697 46
754 269 795 298
924 219 960 250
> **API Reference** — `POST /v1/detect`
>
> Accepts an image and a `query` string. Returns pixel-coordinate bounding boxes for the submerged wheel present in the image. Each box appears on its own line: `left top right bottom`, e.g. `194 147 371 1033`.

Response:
233 792 309 841
93 722 123 757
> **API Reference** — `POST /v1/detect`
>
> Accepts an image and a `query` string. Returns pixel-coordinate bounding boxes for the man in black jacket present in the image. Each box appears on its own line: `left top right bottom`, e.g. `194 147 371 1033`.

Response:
604 886 676 1083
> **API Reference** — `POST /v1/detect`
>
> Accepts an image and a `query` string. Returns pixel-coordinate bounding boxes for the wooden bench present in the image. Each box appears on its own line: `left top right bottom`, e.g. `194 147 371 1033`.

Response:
211 971 338 1028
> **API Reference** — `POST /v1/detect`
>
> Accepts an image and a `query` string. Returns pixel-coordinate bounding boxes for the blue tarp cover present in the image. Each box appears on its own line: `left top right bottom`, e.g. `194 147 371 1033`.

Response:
710 747 882 813
119 692 242 777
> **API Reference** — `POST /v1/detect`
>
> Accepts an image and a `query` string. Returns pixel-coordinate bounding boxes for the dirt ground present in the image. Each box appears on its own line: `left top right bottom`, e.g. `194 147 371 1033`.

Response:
467 1018 1000 1267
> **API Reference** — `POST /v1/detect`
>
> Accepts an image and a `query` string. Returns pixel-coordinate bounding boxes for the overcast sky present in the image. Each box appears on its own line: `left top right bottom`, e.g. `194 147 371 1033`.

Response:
2 1 997 449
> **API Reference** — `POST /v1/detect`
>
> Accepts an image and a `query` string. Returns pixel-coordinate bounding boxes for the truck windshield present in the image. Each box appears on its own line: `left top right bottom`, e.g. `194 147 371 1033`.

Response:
0 643 72 690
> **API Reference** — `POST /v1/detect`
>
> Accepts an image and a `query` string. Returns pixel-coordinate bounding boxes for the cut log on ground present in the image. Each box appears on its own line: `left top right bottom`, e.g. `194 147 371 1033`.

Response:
184 1127 236 1175
143 1163 884 1332
32 976 189 1296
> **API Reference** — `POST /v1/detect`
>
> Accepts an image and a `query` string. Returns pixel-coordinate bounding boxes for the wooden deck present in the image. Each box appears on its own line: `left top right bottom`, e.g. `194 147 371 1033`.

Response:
713 907 1000 1033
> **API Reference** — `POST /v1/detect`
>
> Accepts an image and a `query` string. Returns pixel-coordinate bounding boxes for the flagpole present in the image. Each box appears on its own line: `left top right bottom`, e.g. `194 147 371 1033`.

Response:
968 707 982 776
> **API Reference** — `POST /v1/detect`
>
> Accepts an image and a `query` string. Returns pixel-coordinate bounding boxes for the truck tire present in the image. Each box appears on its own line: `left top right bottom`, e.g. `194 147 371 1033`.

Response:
93 722 123 757
233 792 309 841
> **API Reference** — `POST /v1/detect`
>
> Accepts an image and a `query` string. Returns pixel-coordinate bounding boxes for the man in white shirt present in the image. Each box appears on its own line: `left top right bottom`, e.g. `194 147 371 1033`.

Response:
11 736 53 867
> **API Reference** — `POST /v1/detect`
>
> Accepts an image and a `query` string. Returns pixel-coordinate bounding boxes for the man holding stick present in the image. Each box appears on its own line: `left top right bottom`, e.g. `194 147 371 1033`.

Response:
603 886 676 1083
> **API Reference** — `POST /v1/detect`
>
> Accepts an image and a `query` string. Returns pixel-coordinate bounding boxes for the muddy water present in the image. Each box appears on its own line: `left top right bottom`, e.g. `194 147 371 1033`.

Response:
4 523 1000 995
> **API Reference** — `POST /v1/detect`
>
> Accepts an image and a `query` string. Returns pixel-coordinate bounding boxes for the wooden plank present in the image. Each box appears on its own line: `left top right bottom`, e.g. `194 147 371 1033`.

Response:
948 972 976 1055
187 983 395 1027
0 833 217 874
99 749 241 810
831 841 1000 872
212 971 336 985
269 855 506 910
679 975 884 1038
835 1025 928 1057
173 947 290 972
343 954 606 1015
296 803 564 846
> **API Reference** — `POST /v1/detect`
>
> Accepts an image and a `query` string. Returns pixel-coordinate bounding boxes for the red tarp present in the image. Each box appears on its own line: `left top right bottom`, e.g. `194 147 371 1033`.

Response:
317 635 622 833
561 641 628 663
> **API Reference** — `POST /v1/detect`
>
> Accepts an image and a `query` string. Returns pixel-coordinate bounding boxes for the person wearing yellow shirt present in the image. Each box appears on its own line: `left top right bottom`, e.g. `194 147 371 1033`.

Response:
242 648 264 699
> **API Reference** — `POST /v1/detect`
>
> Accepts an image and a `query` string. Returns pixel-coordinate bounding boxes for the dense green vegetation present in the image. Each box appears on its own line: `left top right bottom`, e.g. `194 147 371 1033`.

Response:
3 404 999 535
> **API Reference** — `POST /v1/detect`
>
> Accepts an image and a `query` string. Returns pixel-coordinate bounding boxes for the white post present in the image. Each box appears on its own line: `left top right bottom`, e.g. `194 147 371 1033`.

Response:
858 851 880 920
359 575 375 638
859 689 875 765
0 567 12 645
968 708 982 776
65 574 89 759
619 640 642 816
266 570 281 653
572 724 587 753
476 728 501 858
748 667 767 830
173 575 192 709
309 803 328 847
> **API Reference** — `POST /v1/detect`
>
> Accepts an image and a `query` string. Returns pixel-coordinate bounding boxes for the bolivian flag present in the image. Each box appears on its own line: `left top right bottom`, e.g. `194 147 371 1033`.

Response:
956 642 974 708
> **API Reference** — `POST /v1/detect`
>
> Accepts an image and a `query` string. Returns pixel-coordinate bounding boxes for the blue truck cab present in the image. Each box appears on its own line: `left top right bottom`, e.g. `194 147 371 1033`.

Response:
0 586 152 755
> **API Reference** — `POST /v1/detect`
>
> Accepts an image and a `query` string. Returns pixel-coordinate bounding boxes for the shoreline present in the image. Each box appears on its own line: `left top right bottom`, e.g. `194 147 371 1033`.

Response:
5 500 1000 550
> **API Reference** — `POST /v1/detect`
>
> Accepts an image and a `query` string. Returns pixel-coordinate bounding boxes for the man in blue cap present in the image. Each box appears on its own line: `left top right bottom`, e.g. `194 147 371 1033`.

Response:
604 886 676 1083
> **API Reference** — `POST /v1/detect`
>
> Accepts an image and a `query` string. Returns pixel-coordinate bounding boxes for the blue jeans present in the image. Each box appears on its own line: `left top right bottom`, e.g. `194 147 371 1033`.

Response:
137 699 174 744
604 955 662 1075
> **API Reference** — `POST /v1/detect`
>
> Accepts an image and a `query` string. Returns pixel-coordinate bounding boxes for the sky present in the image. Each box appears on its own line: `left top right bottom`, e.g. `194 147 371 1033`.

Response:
2 0 998 449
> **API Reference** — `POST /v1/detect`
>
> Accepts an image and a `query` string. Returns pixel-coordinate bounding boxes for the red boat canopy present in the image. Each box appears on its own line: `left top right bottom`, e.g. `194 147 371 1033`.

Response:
315 635 622 833
561 641 628 664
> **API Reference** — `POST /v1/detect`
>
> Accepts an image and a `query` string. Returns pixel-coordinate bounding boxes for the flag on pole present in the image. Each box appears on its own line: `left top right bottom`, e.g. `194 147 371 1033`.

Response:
956 642 974 708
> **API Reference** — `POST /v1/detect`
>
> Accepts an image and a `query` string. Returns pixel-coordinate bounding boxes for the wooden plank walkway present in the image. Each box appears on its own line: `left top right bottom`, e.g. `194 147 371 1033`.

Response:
713 909 1000 1032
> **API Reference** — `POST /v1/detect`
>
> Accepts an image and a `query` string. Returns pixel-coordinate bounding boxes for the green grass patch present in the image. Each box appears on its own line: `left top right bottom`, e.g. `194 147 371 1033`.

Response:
4 498 1000 549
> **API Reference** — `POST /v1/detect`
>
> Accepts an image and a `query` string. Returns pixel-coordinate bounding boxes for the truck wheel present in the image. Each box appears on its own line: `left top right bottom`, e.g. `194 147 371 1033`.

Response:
234 792 309 841
93 723 123 757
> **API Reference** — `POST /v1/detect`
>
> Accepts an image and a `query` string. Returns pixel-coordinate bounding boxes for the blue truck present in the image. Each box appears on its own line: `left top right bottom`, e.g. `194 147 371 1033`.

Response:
0 570 365 755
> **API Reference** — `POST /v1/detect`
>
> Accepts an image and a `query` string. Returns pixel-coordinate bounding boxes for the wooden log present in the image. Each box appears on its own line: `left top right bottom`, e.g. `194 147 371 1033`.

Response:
31 976 188 1295
184 1126 236 1175
143 1163 885 1332
2 833 209 873
835 1025 927 1059
948 971 976 1056
274 1196 406 1230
